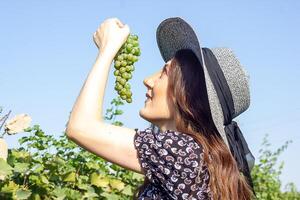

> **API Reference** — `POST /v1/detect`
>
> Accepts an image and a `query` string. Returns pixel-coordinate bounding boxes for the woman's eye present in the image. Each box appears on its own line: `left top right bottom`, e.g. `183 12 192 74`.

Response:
159 71 164 78
160 70 167 77
159 67 167 79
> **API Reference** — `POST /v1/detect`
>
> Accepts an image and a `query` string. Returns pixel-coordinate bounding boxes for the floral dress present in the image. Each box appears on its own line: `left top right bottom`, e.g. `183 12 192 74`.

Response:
133 127 212 200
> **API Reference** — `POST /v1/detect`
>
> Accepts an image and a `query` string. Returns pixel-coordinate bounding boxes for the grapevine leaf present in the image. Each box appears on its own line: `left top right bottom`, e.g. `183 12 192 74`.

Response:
63 171 76 182
0 158 13 176
13 162 29 173
15 189 32 200
132 172 145 181
1 181 19 193
82 186 98 199
90 172 109 187
51 187 66 200
100 192 120 200
40 175 49 184
109 179 125 191
121 185 133 196
64 188 82 199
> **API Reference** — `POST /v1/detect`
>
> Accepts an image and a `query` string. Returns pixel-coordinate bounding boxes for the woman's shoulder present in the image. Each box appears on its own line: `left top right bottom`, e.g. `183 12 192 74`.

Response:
134 127 203 151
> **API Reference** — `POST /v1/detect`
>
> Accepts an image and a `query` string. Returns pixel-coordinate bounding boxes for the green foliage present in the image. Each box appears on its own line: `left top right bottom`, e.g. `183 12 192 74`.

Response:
2 97 300 199
104 97 125 127
252 134 300 199
0 97 144 199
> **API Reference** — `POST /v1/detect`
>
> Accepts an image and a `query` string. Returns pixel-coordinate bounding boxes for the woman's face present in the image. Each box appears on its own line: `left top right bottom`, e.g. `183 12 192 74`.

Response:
139 59 176 129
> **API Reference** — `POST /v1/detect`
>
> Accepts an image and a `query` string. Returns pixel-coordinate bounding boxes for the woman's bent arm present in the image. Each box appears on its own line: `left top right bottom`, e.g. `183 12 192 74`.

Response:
65 51 143 174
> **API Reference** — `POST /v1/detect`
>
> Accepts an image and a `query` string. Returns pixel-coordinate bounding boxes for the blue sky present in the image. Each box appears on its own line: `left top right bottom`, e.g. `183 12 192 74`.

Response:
1 0 299 189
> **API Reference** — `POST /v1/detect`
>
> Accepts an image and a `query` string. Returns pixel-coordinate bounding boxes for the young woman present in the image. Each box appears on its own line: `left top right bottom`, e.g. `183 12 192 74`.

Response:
66 17 254 200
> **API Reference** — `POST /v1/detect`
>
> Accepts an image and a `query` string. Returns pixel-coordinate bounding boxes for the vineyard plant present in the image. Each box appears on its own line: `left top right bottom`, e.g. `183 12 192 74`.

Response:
0 100 300 199
0 98 144 199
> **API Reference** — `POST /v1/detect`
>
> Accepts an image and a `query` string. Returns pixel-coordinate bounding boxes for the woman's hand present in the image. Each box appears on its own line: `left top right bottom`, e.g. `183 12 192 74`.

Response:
93 18 130 57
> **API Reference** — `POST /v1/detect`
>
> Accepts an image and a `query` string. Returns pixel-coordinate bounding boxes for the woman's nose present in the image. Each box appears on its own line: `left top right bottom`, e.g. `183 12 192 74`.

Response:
143 73 156 89
143 76 153 89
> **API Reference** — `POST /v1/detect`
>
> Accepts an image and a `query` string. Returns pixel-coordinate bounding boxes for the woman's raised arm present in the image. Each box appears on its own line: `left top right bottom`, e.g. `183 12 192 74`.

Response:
65 18 143 174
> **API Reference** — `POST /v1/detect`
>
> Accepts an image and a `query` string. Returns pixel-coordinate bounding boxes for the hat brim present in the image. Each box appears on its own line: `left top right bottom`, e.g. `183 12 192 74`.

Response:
156 17 229 147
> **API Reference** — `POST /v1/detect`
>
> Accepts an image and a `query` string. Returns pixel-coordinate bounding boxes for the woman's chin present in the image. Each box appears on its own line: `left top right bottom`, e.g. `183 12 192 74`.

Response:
139 108 146 118
139 107 151 121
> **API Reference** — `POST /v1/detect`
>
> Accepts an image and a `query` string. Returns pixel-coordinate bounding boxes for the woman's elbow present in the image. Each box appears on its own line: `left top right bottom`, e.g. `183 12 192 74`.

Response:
65 118 103 139
65 121 83 140
65 125 76 139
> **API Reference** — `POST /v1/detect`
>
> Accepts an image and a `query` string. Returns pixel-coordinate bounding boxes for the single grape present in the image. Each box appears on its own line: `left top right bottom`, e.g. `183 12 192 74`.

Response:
116 82 122 88
123 73 128 80
121 72 128 79
124 83 131 89
126 65 132 72
131 48 136 55
116 76 122 82
117 84 123 91
119 78 126 85
114 70 120 76
121 88 127 95
115 60 121 68
121 60 127 67
126 43 133 52
132 55 138 62
119 67 126 73
127 53 133 61
122 53 128 60
117 55 123 61
126 98 132 103
132 35 138 40
131 65 135 71
133 40 139 47
125 90 132 98
134 47 141 56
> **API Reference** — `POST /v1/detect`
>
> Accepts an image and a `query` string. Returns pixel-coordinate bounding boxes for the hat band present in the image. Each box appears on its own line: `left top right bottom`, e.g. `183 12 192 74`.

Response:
202 48 235 125
201 48 255 190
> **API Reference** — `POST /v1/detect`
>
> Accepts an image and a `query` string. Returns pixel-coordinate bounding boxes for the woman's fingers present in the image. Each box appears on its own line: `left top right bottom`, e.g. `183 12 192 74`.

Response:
92 17 130 52
113 17 125 28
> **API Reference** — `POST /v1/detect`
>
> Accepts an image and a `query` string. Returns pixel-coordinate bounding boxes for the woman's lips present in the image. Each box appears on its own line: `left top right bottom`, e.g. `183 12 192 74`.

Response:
145 97 152 103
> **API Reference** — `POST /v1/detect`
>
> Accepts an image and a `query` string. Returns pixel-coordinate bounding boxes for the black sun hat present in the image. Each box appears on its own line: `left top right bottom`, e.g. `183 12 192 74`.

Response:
156 16 255 187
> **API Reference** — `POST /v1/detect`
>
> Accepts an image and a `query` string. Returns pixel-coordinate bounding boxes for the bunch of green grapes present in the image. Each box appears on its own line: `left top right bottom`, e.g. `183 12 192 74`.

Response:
113 34 141 103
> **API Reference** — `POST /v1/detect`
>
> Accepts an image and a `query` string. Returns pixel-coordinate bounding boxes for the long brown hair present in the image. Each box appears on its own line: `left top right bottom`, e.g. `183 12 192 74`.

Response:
133 49 253 200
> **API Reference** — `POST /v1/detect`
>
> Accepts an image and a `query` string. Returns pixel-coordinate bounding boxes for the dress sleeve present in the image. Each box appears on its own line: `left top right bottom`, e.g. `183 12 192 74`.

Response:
133 127 211 200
